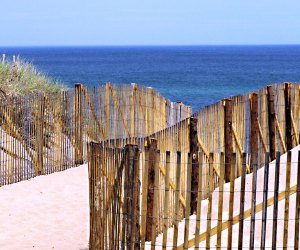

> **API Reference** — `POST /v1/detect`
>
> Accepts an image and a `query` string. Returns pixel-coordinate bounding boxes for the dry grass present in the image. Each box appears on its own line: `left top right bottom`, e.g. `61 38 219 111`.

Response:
0 58 65 96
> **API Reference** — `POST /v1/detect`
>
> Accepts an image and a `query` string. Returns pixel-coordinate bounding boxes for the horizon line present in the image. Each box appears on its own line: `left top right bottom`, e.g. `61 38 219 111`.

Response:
1 43 300 48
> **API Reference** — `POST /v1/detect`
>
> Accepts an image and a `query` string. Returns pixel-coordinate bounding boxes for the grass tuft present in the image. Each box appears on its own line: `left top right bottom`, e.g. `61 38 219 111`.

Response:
0 57 66 96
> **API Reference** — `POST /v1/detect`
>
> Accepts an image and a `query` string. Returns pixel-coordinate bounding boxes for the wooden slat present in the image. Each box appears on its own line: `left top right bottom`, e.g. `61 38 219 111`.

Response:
272 152 281 249
217 153 225 249
205 153 214 249
238 153 247 250
260 152 270 249
172 151 182 249
227 153 236 249
291 111 299 145
141 149 149 250
184 153 192 249
104 83 111 138
194 152 204 249
249 151 258 250
232 127 251 174
132 145 141 250
267 85 276 160
257 119 269 154
136 86 148 136
162 151 171 250
283 150 292 249
232 127 243 157
275 117 287 153
197 136 209 159
36 94 45 175
74 83 84 164
294 150 300 250
151 149 160 250
198 136 220 177
158 164 186 208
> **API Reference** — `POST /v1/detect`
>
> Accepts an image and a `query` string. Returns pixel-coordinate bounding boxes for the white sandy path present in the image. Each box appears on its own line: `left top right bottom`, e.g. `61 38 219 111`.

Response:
1 146 300 250
0 165 89 250
147 145 300 249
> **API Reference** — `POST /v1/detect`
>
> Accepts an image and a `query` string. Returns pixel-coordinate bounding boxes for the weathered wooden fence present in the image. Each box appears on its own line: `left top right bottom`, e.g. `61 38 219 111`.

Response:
196 82 300 183
0 92 76 185
0 83 191 185
88 82 300 249
88 139 300 249
78 83 192 162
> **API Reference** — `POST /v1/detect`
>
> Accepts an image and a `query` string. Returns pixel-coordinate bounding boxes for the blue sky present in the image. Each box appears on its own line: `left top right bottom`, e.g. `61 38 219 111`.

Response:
0 0 299 46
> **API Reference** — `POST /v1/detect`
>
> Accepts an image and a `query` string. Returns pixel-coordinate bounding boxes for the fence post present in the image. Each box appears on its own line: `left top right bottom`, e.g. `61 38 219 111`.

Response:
36 93 46 175
267 85 276 161
250 93 258 173
224 98 233 182
145 137 158 241
285 82 293 150
88 142 102 250
124 144 140 250
189 117 199 214
75 83 83 164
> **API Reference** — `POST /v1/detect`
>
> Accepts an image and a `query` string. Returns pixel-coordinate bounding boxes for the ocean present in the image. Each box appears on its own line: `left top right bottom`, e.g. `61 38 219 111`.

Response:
1 46 300 111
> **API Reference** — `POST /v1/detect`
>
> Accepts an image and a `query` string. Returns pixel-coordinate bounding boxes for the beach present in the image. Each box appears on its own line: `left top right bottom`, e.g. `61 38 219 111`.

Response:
1 145 300 249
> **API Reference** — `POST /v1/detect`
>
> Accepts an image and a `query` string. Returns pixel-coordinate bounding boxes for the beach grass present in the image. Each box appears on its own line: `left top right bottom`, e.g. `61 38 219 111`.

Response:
0 57 65 96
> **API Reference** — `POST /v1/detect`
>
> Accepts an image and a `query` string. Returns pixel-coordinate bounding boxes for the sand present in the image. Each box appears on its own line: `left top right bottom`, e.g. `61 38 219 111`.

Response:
1 145 300 249
0 165 89 250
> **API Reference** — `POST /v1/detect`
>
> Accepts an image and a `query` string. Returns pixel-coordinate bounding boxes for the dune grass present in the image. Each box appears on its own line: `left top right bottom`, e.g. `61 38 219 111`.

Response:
0 58 65 96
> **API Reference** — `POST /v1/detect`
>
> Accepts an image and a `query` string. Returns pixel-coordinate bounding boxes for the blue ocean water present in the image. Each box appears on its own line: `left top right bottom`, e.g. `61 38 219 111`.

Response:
1 46 300 111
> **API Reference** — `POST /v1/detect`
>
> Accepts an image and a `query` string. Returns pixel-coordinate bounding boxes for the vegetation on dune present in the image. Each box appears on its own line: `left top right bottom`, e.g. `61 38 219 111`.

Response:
0 57 65 96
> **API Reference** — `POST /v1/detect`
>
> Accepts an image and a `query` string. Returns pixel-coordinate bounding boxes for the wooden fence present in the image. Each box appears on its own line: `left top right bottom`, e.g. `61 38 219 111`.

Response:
196 82 300 183
88 140 300 249
0 83 191 185
2 81 299 188
0 92 76 185
88 82 300 249
78 83 192 161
